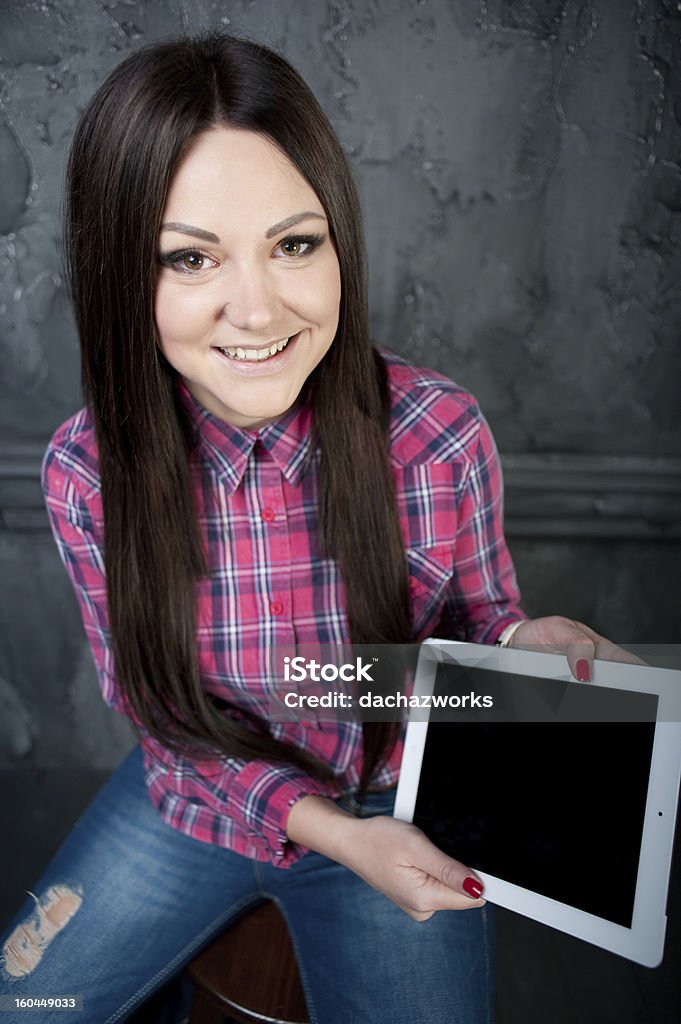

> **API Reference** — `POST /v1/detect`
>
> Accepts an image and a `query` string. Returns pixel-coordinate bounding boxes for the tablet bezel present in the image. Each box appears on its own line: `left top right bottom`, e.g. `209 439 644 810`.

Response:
393 639 681 967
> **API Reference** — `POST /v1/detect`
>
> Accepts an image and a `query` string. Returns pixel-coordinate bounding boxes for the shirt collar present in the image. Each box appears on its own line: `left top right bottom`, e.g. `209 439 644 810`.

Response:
177 378 314 494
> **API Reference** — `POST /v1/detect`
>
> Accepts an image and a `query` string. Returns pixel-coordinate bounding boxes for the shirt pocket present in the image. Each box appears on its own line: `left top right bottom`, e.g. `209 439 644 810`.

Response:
392 462 465 546
406 542 454 638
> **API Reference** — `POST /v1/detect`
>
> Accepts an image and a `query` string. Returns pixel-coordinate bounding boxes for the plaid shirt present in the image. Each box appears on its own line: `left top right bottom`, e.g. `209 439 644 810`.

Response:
42 351 525 866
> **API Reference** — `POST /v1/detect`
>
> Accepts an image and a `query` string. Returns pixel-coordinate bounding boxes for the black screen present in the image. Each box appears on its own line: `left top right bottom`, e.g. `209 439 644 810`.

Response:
412 664 657 927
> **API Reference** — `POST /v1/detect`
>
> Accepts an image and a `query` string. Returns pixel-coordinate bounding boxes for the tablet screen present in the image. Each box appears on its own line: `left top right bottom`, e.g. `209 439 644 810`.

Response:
413 663 658 928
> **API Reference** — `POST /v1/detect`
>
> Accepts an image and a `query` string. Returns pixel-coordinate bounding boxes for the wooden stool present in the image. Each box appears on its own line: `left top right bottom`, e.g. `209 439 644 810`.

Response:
187 901 310 1024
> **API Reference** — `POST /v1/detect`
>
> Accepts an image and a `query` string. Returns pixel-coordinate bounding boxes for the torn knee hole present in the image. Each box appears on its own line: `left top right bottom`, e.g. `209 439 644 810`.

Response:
2 884 83 978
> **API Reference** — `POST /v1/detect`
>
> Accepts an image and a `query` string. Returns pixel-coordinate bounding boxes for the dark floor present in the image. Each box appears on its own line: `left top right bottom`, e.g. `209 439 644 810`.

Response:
2 769 680 1024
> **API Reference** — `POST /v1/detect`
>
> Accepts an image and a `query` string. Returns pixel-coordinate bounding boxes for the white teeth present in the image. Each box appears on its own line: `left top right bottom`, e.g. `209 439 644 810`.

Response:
219 336 292 361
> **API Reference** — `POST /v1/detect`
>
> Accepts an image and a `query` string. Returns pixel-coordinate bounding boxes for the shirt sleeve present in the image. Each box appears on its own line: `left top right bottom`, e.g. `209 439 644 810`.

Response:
41 435 337 866
144 745 339 867
438 411 528 644
41 438 125 715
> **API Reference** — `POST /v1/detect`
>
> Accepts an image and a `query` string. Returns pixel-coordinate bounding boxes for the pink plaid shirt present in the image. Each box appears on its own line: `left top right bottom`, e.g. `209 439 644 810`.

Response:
42 351 525 865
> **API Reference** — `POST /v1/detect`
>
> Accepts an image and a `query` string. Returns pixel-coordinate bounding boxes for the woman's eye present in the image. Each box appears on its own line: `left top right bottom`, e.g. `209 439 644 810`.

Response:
158 249 217 274
275 234 324 259
281 239 304 256
179 252 205 271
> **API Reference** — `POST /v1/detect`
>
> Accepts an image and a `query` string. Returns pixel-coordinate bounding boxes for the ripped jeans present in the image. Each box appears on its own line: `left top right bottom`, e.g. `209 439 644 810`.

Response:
0 747 494 1024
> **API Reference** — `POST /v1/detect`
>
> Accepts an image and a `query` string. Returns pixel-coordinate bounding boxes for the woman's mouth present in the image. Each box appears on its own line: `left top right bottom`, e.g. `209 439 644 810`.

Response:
215 335 295 362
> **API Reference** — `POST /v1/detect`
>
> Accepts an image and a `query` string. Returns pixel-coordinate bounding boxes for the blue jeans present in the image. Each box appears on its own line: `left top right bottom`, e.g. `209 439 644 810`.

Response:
0 747 494 1024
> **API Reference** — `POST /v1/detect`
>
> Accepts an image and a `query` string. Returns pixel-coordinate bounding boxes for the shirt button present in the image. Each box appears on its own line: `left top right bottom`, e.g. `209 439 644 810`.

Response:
270 600 284 616
261 507 275 522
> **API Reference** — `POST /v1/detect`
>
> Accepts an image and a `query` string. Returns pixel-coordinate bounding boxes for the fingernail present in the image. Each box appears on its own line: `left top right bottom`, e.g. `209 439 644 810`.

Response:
576 659 591 682
463 876 484 899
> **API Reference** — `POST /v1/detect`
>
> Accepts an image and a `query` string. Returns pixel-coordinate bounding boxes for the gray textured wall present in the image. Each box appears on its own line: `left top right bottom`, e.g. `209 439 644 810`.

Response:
1 2 681 1014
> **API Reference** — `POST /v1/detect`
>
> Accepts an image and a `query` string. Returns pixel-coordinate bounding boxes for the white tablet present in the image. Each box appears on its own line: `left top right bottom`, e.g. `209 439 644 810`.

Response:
394 639 681 967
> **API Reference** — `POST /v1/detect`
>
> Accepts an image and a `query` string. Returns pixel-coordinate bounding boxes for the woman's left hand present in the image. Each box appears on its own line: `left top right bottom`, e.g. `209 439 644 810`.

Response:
508 615 645 682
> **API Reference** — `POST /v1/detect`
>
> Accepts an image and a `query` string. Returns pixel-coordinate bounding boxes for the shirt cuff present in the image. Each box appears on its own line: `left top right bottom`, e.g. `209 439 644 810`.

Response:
233 761 339 868
479 615 528 646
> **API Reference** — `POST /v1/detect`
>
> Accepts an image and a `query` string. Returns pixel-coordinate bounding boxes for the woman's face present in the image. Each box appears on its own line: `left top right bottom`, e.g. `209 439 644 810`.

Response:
155 127 342 430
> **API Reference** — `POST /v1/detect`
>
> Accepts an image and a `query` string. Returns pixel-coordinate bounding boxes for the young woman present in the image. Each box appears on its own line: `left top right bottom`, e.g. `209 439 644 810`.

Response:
1 33 619 1023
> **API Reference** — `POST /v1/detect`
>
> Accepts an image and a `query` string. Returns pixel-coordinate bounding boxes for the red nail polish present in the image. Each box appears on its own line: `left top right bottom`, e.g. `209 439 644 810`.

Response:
576 659 591 682
463 876 484 899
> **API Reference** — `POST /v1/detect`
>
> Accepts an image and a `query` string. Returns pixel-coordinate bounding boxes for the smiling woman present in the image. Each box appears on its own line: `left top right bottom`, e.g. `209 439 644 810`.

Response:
0 29 622 1024
155 128 341 429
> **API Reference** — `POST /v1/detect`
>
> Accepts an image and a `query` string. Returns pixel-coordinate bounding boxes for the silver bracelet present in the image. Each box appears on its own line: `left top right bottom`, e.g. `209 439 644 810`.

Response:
495 621 524 648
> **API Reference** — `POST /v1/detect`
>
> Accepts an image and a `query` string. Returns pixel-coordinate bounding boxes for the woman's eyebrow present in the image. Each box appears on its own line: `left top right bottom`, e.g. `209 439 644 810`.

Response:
161 222 220 243
160 211 326 244
265 211 326 238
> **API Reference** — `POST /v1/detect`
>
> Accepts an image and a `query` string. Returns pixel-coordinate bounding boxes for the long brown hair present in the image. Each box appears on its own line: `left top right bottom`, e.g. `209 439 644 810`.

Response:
65 33 411 789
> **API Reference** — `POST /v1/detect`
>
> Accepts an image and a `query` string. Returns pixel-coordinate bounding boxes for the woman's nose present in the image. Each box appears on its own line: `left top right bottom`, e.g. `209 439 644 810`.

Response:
220 265 281 333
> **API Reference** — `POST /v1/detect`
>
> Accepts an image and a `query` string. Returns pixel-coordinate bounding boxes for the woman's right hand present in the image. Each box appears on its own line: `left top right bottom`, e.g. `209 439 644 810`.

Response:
339 813 485 920
286 795 485 920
